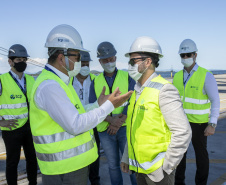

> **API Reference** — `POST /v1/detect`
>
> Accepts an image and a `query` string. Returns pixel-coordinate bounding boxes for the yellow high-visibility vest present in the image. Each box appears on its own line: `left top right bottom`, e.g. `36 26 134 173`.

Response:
173 66 211 123
30 69 98 175
0 72 35 131
94 70 128 132
127 76 171 174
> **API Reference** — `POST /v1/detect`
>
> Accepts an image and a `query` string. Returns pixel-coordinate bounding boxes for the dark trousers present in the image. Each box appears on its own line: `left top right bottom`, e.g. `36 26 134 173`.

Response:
89 127 101 185
175 122 209 185
2 122 38 185
42 166 89 185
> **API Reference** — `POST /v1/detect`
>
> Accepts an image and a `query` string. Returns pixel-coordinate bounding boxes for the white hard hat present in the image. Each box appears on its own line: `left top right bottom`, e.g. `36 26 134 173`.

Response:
178 39 198 54
45 24 88 52
125 36 163 58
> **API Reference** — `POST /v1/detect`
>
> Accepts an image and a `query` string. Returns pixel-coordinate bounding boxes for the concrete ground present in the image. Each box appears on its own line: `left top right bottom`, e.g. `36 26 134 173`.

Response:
0 74 226 185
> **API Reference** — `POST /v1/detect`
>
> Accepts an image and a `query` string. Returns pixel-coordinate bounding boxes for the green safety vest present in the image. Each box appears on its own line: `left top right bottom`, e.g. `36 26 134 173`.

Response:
127 76 171 174
0 72 35 131
94 70 129 132
90 73 97 81
30 69 98 175
173 66 211 123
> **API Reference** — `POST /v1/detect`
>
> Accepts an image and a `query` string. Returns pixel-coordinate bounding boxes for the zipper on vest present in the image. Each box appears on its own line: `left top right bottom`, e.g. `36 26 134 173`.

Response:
129 101 139 173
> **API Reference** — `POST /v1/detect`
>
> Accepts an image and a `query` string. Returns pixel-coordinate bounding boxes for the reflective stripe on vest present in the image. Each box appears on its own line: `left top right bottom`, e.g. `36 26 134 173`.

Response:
2 112 28 119
33 131 82 144
184 97 210 104
0 102 27 109
129 152 166 170
184 109 210 115
36 135 96 162
146 81 164 90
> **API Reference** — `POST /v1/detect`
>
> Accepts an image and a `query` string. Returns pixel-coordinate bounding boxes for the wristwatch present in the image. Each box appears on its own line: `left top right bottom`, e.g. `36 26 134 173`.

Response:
208 123 217 128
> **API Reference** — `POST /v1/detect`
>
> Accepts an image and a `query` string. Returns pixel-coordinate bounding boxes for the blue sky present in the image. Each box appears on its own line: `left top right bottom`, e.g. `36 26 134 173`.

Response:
0 0 226 74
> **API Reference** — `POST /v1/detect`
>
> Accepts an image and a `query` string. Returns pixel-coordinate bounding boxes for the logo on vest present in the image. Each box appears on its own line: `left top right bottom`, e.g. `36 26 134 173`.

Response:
138 105 148 111
190 86 199 90
10 94 22 99
75 104 80 109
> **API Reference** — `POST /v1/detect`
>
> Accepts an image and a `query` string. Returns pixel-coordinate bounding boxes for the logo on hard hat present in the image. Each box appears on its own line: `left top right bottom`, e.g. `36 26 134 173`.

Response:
181 47 189 50
58 38 69 42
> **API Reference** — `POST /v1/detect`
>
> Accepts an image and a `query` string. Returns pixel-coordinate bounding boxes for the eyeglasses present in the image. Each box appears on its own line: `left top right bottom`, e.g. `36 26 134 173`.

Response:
79 88 83 100
128 57 148 66
180 53 194 58
65 53 81 61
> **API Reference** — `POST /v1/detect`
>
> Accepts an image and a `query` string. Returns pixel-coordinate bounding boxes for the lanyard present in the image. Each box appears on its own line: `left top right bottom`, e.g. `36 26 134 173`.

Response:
183 73 191 86
45 65 59 77
9 71 30 116
9 71 26 95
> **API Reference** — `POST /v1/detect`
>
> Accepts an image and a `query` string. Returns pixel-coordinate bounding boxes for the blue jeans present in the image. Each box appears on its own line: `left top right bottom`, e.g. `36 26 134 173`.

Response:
98 126 137 185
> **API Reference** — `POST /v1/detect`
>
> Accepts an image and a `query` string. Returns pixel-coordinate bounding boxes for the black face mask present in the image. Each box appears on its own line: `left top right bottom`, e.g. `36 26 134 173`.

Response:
13 62 27 72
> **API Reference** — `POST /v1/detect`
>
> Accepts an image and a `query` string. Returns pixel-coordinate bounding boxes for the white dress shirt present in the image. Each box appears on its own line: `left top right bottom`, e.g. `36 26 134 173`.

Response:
183 63 220 124
72 75 91 106
34 64 114 136
121 72 191 182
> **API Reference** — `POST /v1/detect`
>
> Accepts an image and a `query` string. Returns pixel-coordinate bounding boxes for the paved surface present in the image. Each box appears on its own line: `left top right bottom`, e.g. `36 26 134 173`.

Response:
0 74 226 185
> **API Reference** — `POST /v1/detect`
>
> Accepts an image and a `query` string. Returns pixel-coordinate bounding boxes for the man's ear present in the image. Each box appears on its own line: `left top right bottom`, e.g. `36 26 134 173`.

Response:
146 57 152 67
8 59 13 67
58 54 64 65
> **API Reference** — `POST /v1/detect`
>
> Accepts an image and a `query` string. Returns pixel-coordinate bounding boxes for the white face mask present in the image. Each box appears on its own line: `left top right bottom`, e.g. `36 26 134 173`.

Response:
80 66 90 77
101 61 116 73
181 58 194 67
128 60 147 81
67 58 81 77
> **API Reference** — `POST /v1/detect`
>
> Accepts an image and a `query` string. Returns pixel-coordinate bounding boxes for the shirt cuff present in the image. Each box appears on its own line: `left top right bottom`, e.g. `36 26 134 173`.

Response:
209 116 218 124
100 100 114 115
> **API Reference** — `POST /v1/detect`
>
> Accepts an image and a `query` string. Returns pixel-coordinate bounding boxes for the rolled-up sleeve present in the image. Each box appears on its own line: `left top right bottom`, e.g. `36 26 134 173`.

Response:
159 84 192 175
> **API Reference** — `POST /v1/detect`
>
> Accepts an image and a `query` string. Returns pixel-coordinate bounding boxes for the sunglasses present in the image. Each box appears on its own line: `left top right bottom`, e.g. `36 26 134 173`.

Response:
65 53 81 60
180 53 194 58
128 57 148 66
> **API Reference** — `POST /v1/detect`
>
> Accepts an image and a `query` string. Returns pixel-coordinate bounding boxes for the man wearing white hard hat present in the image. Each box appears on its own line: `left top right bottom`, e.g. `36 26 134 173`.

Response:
120 36 191 185
174 39 220 185
29 24 133 185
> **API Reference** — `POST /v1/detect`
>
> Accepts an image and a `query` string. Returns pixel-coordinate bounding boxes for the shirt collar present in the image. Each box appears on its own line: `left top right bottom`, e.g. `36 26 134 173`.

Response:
46 64 70 85
10 70 25 80
134 72 158 93
183 63 199 74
